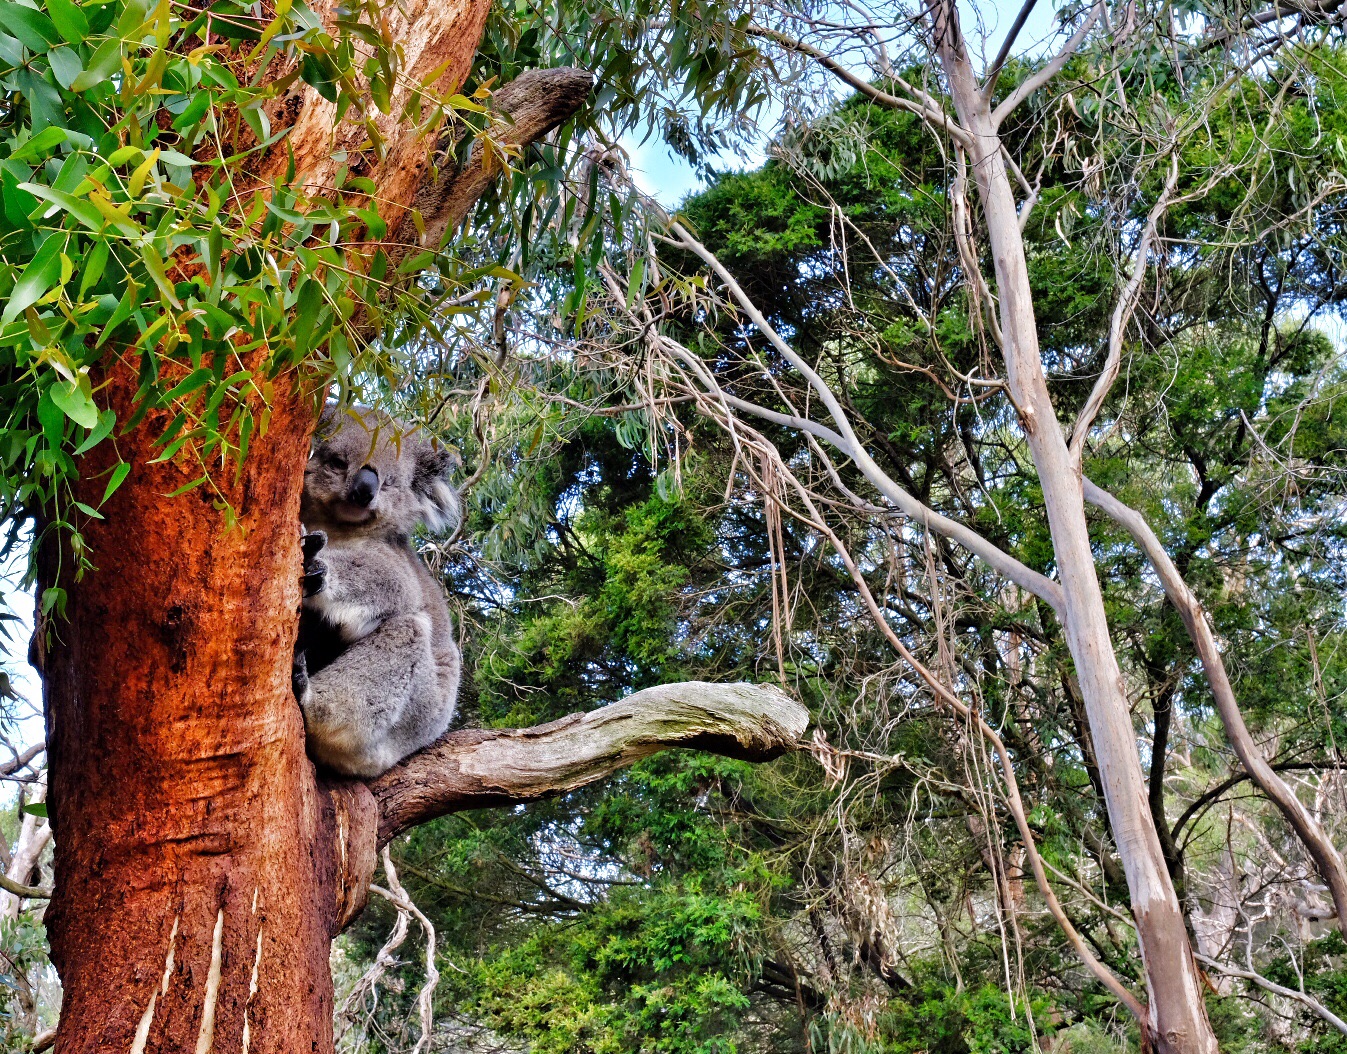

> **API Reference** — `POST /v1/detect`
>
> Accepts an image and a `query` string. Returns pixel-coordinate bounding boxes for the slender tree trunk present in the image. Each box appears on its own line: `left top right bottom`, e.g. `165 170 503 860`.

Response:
933 7 1218 1051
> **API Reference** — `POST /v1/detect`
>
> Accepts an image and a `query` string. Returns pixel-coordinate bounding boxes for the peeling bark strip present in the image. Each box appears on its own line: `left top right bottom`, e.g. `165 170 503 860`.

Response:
371 682 810 845
252 0 494 239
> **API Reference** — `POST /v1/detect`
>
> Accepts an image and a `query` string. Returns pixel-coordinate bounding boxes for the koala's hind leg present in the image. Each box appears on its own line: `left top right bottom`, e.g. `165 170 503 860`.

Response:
299 613 437 778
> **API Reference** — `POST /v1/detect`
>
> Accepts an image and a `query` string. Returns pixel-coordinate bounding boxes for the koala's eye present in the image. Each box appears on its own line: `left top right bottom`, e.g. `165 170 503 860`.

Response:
325 453 348 471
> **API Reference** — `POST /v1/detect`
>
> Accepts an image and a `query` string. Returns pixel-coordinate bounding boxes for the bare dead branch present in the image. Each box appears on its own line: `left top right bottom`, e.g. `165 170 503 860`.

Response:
1068 154 1180 463
371 682 809 845
0 743 43 779
1196 953 1347 1035
774 459 1149 1024
372 849 440 1054
659 222 1065 613
983 0 1040 98
743 24 975 148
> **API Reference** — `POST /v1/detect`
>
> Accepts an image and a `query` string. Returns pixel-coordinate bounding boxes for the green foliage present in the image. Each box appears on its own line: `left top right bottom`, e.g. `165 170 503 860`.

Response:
370 39 1347 1054
462 880 760 1054
476 488 713 724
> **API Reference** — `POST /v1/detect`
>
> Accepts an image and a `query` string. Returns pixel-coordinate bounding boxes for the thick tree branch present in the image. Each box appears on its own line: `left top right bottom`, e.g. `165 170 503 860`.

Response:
370 682 809 845
387 67 596 272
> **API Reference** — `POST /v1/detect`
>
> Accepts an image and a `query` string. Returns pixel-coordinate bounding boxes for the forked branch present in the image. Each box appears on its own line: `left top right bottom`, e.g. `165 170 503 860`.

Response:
991 0 1104 124
1084 478 1347 938
1068 155 1180 463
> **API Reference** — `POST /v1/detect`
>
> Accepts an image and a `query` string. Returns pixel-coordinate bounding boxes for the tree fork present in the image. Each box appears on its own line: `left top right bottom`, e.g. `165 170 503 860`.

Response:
931 2 1219 1049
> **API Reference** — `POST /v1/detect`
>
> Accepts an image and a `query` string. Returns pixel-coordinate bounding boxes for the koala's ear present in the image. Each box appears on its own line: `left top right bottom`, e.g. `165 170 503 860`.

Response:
412 444 462 534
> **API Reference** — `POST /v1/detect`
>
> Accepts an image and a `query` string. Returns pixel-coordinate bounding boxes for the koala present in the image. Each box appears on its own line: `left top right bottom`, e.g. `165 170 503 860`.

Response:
294 406 462 778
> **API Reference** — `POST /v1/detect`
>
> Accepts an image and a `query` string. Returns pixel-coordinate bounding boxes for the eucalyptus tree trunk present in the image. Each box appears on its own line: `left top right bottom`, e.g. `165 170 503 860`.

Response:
932 5 1218 1051
39 369 354 1053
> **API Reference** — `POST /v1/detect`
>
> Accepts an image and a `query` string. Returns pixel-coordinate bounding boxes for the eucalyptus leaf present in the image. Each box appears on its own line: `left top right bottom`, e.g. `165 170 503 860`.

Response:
1 233 65 325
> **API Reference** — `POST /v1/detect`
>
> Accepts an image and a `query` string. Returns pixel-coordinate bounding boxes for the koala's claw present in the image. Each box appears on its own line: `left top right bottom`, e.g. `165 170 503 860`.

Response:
302 530 327 561
293 649 310 701
303 558 328 598
301 531 328 597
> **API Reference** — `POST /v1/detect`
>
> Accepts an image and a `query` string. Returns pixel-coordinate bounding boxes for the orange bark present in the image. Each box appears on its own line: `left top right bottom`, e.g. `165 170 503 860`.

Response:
40 365 347 1051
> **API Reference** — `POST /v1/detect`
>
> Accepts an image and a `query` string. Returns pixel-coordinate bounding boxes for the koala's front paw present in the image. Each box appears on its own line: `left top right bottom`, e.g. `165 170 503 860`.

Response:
293 649 310 702
301 530 328 598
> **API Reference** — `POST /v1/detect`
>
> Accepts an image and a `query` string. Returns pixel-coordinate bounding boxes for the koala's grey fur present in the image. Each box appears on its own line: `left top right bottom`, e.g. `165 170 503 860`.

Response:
295 406 461 778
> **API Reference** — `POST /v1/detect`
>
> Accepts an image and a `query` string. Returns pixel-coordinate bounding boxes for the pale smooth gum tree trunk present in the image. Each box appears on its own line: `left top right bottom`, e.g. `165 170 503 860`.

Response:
32 4 810 1051
932 4 1219 1051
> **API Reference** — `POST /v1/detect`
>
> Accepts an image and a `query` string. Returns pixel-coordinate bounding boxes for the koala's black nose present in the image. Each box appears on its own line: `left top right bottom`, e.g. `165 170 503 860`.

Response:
348 467 380 507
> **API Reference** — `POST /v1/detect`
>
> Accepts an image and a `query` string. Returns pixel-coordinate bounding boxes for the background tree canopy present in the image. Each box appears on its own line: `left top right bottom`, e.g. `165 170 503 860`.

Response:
1 0 1346 1048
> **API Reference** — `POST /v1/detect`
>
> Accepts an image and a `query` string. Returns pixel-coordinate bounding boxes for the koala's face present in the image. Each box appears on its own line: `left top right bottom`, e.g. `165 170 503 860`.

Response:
302 407 460 536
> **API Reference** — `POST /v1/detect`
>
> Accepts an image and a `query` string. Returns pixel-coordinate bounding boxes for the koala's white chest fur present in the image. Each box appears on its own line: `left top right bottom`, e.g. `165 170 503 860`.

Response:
305 553 382 643
307 591 382 643
304 535 427 642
